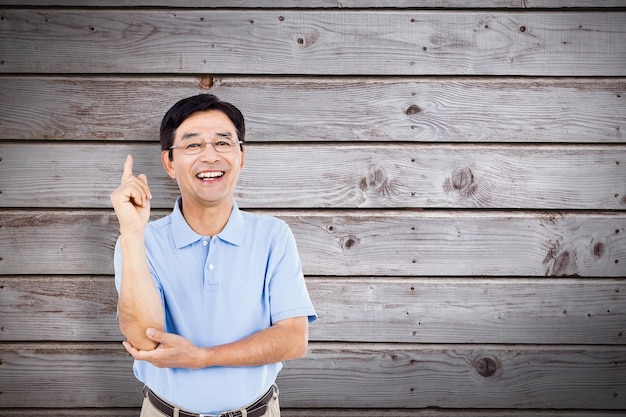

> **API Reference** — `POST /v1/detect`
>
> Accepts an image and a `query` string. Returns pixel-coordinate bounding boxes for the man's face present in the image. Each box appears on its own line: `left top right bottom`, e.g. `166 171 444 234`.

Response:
162 110 244 210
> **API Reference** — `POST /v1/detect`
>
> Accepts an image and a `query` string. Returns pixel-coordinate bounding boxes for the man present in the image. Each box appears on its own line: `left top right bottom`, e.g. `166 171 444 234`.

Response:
110 94 317 416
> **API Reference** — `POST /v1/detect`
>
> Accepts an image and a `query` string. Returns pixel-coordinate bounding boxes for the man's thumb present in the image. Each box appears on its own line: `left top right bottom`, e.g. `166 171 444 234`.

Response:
146 327 159 339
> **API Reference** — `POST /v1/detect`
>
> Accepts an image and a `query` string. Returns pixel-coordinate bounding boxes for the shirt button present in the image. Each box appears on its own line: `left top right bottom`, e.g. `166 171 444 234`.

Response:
202 240 208 246
208 264 214 270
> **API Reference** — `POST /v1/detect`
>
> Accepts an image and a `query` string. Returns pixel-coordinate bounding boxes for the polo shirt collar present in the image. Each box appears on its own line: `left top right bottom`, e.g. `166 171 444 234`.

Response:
217 201 245 246
171 197 245 248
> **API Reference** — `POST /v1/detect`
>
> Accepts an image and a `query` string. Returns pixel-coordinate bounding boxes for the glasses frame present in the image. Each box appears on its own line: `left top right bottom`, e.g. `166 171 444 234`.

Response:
169 140 244 155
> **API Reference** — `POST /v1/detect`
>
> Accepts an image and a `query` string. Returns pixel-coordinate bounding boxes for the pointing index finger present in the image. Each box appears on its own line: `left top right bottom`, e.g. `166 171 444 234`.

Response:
121 154 134 183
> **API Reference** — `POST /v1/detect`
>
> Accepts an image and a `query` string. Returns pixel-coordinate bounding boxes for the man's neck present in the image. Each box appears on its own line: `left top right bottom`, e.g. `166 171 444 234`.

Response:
179 198 233 237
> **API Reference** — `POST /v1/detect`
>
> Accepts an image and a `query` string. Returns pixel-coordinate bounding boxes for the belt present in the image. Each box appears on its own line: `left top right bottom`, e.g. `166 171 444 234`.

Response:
146 385 275 417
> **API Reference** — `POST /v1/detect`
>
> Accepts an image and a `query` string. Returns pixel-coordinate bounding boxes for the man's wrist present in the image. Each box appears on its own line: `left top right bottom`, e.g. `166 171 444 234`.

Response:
119 228 146 239
197 346 215 369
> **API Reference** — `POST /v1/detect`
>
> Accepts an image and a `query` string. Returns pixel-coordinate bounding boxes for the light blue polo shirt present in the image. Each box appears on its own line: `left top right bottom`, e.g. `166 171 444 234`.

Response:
114 198 317 413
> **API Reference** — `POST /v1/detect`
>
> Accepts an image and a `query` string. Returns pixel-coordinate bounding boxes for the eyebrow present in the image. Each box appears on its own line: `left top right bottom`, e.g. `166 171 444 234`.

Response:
180 132 233 141
180 132 200 141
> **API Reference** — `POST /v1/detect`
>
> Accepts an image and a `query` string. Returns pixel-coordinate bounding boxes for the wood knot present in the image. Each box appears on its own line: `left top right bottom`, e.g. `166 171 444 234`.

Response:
544 242 578 277
592 241 606 259
450 168 474 192
473 357 498 378
361 165 387 189
199 75 214 90
406 105 421 115
339 235 360 251
360 165 398 199
295 31 320 47
443 167 478 198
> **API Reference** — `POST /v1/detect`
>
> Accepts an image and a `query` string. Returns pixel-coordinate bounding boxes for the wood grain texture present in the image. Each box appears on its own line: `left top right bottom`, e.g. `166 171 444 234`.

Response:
0 276 123 342
283 344 626 409
1 343 624 409
1 210 624 277
1 276 624 344
1 1 625 414
308 277 626 344
2 143 625 210
1 76 624 143
2 1 626 8
0 343 142 408
1 10 625 75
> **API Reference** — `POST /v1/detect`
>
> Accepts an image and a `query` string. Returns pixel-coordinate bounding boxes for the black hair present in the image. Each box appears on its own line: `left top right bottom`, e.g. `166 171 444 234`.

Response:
160 94 245 160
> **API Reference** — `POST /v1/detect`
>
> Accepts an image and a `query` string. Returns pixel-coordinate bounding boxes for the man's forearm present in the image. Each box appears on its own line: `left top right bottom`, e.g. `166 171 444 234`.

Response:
118 232 165 351
199 316 309 368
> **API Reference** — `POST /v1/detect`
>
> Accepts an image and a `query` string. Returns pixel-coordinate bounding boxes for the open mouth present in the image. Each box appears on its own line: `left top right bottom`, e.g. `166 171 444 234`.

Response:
196 171 224 180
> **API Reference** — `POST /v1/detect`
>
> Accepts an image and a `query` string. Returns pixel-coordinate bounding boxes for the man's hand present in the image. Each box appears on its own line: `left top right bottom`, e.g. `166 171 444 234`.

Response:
110 154 152 234
123 328 205 369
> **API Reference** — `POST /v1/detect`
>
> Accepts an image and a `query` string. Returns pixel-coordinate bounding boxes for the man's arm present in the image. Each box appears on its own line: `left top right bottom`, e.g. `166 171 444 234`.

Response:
111 155 165 351
122 316 309 369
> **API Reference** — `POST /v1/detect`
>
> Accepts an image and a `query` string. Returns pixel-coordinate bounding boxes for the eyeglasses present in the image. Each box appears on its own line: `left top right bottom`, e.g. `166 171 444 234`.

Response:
169 139 243 155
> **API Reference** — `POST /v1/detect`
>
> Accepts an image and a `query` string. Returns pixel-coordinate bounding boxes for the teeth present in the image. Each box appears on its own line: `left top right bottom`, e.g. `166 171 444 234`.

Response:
197 171 224 179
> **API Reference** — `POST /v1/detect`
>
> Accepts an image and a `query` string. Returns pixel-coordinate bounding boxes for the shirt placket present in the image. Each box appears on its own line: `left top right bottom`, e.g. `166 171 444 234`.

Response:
203 237 219 292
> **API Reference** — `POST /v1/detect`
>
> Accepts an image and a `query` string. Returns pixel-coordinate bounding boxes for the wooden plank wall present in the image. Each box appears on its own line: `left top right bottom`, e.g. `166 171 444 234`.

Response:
1 1 625 416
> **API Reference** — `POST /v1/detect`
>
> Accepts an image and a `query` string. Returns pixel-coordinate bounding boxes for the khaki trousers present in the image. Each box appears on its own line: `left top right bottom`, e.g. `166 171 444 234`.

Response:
139 386 280 417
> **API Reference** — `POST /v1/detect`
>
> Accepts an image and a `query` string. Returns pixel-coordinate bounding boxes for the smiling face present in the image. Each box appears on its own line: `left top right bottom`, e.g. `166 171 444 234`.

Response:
161 110 244 214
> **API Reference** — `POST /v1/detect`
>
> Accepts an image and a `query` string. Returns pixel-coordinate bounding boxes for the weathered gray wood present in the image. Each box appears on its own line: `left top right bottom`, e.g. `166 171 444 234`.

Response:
2 276 624 344
1 10 625 75
2 143 625 210
1 2 625 415
1 210 625 276
283 344 626 409
2 1 626 8
1 76 624 143
0 343 143 408
0 276 123 342
1 343 624 409
0 211 119 275
309 277 626 344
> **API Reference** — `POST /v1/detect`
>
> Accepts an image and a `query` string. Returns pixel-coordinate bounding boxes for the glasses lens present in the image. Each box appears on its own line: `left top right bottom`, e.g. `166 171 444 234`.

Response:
182 141 204 155
214 141 236 153
176 140 239 155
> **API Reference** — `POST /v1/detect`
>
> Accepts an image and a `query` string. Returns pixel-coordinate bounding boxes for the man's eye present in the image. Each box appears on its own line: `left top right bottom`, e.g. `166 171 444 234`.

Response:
215 141 231 147
186 142 203 149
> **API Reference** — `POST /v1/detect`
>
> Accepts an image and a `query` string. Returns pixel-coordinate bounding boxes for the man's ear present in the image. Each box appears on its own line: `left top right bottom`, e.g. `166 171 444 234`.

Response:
240 146 245 169
161 150 176 179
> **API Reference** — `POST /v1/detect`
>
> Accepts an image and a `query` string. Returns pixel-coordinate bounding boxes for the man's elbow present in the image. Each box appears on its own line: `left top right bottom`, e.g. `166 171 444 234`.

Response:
122 328 159 351
291 326 310 359
293 337 309 359
276 316 310 360
118 312 161 351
